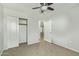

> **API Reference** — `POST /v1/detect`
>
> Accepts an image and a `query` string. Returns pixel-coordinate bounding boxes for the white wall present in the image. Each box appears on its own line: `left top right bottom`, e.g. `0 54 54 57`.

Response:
3 3 79 53
28 19 40 44
3 3 40 49
44 20 52 43
4 16 19 49
51 4 79 52
3 7 28 49
0 4 3 55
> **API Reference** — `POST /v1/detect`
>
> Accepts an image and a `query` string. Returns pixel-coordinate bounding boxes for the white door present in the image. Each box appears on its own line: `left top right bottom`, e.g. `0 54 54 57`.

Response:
6 16 19 49
19 25 27 43
44 20 52 43
19 18 27 44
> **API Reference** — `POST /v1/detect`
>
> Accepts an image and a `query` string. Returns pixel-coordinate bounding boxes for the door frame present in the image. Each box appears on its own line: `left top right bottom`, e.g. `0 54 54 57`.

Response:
19 18 28 44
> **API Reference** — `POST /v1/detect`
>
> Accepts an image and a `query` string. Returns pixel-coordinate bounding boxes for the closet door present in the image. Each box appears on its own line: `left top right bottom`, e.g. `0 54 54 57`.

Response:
6 16 19 49
19 25 27 43
19 18 27 44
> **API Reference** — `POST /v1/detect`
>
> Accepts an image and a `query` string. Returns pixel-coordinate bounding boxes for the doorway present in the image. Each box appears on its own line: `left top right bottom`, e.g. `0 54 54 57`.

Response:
39 21 44 42
39 20 52 43
19 18 28 45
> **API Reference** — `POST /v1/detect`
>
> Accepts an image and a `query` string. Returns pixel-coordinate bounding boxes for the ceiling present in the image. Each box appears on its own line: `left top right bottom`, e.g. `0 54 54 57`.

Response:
2 3 79 21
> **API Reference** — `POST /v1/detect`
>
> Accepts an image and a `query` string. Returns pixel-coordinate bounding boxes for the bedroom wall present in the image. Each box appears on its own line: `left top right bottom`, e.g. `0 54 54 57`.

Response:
51 3 79 52
0 4 3 55
3 3 79 52
3 3 41 49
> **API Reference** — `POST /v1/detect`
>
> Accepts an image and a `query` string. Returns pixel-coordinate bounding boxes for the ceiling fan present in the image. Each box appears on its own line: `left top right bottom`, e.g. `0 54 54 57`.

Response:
32 3 54 13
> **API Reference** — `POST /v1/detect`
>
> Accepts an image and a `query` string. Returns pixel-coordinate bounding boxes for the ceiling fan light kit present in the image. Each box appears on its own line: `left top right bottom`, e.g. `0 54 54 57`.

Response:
41 6 47 11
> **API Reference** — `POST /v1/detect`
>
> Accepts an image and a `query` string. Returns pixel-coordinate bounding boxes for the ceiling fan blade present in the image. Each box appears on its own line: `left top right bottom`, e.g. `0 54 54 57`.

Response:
47 7 54 11
40 3 44 6
32 7 40 9
46 3 53 6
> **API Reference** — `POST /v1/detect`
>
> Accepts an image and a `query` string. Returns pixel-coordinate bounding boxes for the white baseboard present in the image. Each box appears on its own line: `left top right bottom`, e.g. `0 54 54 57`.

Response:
52 42 79 53
28 40 40 45
44 39 52 43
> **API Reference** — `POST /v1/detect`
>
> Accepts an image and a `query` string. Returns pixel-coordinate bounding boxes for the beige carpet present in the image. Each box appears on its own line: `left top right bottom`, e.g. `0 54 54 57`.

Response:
2 40 79 56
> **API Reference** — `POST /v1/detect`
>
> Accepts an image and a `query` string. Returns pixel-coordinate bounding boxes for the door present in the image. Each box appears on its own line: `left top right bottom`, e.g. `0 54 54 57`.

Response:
6 16 19 49
19 18 27 44
44 20 52 43
19 25 27 43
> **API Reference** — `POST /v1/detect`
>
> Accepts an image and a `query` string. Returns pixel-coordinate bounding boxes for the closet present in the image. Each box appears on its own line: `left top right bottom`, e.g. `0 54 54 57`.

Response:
19 18 28 44
4 16 28 49
4 16 19 49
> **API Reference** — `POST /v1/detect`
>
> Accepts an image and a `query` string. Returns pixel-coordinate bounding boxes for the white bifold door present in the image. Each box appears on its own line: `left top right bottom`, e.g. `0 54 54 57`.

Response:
4 16 19 49
44 20 52 43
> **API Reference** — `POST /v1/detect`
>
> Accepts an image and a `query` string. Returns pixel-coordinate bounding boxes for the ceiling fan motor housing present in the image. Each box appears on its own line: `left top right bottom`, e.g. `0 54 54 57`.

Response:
41 6 47 11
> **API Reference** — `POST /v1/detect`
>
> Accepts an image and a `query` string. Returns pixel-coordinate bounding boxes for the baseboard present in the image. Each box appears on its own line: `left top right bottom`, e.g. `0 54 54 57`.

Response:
65 46 79 53
28 40 40 45
52 42 79 53
19 42 27 45
44 40 52 43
